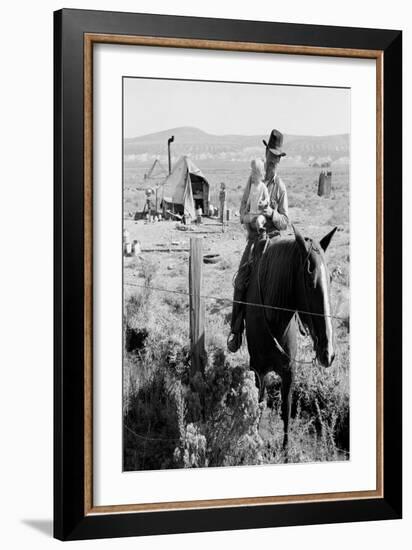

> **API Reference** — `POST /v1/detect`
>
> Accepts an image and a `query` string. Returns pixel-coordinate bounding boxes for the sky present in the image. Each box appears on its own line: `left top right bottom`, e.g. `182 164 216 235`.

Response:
124 77 350 139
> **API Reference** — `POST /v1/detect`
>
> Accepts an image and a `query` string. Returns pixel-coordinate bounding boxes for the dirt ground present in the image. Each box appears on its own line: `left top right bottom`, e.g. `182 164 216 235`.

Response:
123 165 350 326
123 160 350 356
123 163 350 464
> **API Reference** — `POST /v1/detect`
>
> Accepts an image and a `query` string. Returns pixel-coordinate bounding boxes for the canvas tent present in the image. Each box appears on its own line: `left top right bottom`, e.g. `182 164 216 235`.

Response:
161 156 209 219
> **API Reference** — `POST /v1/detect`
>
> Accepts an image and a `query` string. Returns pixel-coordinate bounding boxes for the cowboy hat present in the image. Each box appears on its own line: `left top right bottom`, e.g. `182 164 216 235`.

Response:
262 129 286 157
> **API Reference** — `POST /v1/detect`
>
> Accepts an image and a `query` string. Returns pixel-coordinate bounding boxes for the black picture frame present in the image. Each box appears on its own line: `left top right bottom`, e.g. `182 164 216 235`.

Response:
54 8 402 541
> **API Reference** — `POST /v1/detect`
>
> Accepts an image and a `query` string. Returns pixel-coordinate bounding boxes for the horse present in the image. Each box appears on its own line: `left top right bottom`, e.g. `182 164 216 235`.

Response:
245 225 337 452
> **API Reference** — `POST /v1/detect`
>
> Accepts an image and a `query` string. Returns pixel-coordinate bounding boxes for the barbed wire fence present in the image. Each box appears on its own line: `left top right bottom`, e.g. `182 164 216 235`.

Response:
124 280 347 321
123 237 349 457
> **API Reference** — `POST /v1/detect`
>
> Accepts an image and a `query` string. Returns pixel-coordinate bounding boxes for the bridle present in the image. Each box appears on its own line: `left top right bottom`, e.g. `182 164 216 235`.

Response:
299 240 320 355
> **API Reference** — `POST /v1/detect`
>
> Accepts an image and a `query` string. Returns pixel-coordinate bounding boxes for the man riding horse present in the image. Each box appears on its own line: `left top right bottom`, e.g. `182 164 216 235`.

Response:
227 129 289 353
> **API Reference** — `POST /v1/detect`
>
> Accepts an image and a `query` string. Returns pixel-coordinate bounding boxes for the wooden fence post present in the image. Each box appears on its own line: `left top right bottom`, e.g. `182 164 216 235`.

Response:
189 237 206 377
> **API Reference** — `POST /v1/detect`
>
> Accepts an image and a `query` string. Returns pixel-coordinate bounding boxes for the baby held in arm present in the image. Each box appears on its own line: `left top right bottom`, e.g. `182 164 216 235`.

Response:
243 158 269 236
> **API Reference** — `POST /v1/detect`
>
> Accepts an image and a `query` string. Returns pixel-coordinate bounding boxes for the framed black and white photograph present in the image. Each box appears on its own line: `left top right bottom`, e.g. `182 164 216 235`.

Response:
121 77 350 472
54 9 402 541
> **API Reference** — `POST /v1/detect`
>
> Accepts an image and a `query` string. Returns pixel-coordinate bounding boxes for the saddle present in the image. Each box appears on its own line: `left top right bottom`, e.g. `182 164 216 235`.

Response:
249 229 280 264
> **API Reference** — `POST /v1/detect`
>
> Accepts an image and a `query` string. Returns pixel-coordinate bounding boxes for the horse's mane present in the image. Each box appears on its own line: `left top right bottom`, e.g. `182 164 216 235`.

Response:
257 237 301 325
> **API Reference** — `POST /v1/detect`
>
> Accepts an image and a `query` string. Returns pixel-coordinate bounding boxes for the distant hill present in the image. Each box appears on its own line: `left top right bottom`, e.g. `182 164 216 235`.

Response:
124 126 349 164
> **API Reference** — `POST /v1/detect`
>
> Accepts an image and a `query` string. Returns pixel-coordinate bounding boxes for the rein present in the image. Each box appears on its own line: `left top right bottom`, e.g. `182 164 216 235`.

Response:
256 239 317 367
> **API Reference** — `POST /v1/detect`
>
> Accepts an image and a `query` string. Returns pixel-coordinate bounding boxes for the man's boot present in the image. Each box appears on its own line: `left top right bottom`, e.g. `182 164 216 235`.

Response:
227 332 243 353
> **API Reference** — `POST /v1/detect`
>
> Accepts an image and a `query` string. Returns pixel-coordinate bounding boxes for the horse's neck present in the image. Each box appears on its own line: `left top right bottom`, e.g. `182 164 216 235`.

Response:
293 265 308 317
260 243 299 337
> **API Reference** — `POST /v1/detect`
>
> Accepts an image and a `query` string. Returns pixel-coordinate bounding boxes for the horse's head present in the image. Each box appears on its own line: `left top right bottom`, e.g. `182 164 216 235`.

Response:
293 225 338 368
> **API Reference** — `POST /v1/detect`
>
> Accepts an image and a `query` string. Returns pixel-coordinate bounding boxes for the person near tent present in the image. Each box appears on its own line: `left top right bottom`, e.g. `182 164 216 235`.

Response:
227 129 290 353
219 182 227 224
143 187 155 220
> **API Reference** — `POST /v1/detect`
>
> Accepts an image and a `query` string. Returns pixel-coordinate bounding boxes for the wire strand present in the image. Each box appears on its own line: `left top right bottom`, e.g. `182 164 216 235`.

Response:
124 281 347 321
125 424 180 443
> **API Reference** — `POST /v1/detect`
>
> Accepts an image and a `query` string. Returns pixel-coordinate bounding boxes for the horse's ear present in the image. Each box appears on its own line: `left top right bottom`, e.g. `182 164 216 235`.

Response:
320 226 338 252
292 225 308 257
